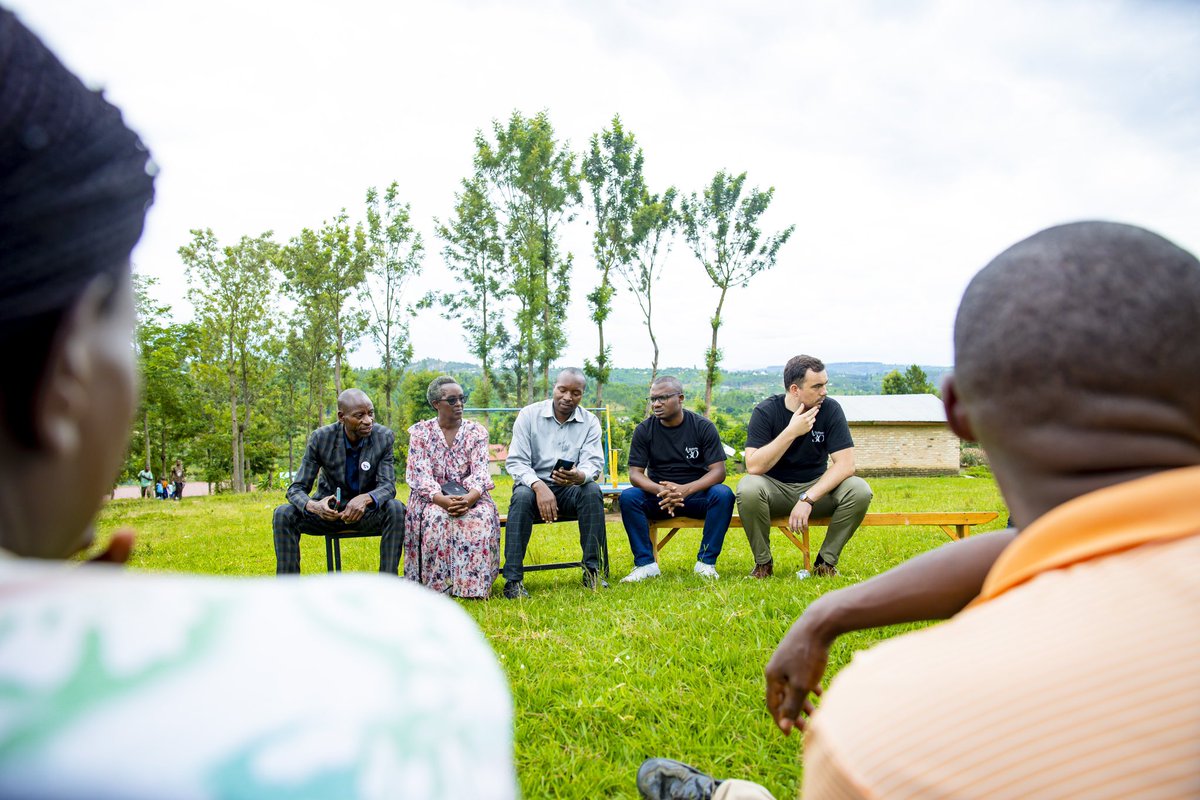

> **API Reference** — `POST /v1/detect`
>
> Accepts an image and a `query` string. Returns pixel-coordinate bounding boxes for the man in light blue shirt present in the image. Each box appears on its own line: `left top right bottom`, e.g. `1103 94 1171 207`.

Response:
503 368 607 599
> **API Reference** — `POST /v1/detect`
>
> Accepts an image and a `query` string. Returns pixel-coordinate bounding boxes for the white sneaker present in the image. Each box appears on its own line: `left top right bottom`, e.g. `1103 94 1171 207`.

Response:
621 562 662 583
693 562 720 579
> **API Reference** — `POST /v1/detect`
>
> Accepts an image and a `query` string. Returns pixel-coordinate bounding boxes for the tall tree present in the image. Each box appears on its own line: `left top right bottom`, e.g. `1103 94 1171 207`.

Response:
475 110 581 401
133 274 169 472
282 212 369 420
620 186 677 415
882 364 938 395
581 115 644 405
129 274 203 480
281 229 334 429
680 171 795 417
180 229 279 492
364 182 423 428
430 173 510 407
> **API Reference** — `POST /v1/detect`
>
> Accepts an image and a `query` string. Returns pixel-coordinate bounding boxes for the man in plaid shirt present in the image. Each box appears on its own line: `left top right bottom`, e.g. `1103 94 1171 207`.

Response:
273 389 405 574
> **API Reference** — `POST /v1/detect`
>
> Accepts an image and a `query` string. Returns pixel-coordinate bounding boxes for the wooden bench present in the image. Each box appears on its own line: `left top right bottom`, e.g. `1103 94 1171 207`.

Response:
326 511 998 575
647 512 1000 571
498 514 611 577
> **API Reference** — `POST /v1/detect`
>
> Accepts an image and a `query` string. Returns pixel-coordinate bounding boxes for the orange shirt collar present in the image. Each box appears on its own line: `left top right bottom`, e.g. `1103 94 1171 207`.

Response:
977 465 1200 604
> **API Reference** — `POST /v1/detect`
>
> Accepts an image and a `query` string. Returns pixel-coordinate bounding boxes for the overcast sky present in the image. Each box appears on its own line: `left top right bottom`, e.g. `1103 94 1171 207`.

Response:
12 0 1200 371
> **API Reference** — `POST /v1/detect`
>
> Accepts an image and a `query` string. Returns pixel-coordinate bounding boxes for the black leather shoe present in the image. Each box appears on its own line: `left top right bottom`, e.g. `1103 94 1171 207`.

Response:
636 758 720 800
502 580 529 600
582 568 609 590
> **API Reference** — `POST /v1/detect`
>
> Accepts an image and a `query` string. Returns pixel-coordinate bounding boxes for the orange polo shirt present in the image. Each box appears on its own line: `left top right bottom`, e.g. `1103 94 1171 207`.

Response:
801 466 1200 799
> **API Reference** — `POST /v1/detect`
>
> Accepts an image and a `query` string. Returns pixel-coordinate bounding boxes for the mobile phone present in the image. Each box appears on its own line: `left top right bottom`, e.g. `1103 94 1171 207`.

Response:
553 458 576 472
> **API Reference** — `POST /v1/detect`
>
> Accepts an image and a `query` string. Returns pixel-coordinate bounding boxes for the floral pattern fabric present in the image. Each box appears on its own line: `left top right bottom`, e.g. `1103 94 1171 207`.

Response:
404 418 501 598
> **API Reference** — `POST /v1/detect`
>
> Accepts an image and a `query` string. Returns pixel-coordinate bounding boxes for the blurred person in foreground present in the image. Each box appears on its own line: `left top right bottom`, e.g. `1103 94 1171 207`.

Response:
0 10 516 798
637 221 1200 799
404 376 501 598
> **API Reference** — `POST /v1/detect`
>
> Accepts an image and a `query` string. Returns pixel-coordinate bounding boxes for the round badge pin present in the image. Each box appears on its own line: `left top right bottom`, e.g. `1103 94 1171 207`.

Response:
360 460 371 471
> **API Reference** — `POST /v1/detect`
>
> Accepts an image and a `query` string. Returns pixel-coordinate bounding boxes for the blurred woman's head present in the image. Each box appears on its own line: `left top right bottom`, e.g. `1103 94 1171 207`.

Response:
0 10 155 557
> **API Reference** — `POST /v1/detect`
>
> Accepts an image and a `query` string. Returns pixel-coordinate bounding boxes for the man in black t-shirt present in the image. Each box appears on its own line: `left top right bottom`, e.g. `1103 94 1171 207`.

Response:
618 376 735 582
738 355 873 578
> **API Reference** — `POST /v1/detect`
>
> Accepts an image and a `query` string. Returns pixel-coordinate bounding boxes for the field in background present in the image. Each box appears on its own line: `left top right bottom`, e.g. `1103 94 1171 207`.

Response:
94 473 1007 797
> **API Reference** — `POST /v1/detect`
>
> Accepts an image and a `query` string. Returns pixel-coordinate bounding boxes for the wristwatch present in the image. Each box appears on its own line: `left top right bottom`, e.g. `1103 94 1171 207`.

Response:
798 492 814 506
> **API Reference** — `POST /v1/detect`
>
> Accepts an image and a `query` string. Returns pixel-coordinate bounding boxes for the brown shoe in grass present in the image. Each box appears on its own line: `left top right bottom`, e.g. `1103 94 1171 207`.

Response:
812 562 839 578
749 561 774 579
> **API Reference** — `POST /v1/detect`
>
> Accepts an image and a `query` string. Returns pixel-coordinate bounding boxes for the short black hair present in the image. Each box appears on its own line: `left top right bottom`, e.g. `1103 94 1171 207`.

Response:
955 221 1200 428
783 355 825 391
651 375 683 396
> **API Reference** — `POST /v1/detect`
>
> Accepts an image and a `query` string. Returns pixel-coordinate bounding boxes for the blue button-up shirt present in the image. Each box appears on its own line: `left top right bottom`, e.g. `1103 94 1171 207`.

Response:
505 399 605 488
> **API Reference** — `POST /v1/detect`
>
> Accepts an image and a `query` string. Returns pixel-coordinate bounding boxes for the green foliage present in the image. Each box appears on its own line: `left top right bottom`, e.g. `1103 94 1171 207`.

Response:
281 211 370 404
679 171 795 417
430 174 510 387
92 474 1008 798
364 182 423 429
180 229 280 492
390 368 443 473
475 110 581 402
582 115 645 402
881 364 938 396
621 186 678 397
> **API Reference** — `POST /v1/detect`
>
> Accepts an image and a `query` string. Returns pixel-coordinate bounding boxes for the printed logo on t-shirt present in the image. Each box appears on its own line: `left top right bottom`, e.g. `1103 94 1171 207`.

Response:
685 446 699 460
811 431 825 443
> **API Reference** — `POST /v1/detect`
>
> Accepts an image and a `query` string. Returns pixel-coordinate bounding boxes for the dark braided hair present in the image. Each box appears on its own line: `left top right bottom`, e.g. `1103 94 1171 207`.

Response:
0 9 155 445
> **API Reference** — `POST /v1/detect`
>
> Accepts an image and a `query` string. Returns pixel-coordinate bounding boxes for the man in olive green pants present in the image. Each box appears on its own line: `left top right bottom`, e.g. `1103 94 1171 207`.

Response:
737 355 872 578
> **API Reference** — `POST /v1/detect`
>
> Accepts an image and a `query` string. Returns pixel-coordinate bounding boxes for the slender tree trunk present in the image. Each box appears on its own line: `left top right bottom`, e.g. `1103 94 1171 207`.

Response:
596 318 606 405
335 325 344 396
704 285 728 419
143 409 151 470
229 367 243 493
645 324 660 419
382 333 393 428
594 265 610 406
540 226 551 397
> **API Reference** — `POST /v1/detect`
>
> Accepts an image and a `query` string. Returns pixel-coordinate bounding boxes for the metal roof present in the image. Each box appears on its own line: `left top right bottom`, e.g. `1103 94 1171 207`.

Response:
830 394 946 423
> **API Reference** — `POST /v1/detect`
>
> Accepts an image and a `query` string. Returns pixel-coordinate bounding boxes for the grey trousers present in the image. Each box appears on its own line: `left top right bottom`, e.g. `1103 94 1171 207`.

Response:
736 473 872 567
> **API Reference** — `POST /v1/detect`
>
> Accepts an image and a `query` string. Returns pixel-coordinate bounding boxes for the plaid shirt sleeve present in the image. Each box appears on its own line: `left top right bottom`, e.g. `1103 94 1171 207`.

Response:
286 427 328 513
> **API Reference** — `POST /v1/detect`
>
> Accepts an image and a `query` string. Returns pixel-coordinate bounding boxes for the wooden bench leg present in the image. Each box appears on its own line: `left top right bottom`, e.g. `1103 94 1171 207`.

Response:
776 526 811 572
653 528 681 565
937 524 972 541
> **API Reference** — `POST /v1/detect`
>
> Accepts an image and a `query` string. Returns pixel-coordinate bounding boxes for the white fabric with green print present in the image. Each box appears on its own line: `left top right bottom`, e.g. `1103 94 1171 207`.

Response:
0 560 516 799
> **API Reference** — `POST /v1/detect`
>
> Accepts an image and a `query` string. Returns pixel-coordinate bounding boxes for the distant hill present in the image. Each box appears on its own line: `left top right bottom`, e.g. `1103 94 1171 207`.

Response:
405 359 949 418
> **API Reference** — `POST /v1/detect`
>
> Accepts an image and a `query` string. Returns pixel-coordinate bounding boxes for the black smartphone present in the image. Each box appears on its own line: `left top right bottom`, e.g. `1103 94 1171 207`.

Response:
553 458 576 472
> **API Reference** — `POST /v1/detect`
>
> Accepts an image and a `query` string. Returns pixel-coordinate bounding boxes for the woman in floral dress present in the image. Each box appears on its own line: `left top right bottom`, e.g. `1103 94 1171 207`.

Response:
404 376 501 598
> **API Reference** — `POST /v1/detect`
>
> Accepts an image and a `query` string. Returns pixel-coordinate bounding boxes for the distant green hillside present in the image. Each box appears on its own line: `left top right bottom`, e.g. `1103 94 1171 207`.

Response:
411 359 948 419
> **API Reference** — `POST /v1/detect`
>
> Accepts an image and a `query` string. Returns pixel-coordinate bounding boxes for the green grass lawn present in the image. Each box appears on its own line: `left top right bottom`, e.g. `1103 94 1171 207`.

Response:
94 473 1006 798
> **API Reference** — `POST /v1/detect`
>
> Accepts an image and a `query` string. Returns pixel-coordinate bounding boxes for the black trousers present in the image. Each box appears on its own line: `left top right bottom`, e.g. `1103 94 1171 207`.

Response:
502 481 605 582
273 499 405 574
